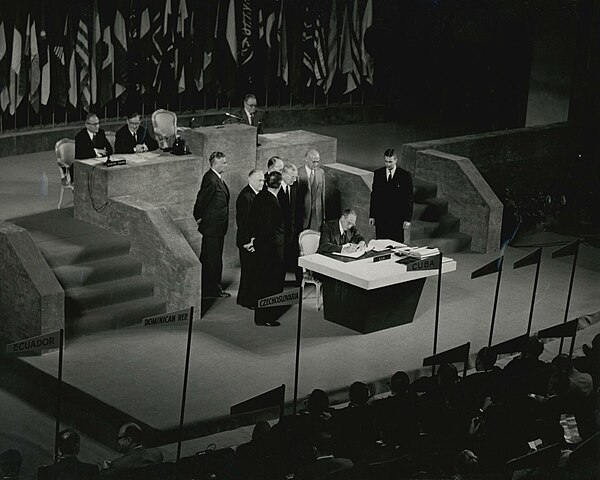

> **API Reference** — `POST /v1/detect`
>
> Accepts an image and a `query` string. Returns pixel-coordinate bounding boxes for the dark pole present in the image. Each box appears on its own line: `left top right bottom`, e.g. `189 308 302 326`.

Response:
432 253 443 376
54 329 65 463
293 288 303 415
560 245 579 353
569 331 577 359
526 260 542 337
488 257 504 347
176 307 195 463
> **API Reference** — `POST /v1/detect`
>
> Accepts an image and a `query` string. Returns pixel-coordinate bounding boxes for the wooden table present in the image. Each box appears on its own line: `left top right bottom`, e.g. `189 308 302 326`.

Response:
298 253 457 333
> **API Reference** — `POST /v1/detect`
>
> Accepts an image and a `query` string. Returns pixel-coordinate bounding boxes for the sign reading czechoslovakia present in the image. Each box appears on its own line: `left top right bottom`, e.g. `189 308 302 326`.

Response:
142 308 192 327
407 255 441 272
6 330 61 354
257 288 301 309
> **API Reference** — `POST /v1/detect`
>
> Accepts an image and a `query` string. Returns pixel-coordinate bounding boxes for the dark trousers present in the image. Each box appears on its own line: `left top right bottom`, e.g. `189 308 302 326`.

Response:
376 223 404 243
237 247 255 308
283 238 303 285
200 235 225 297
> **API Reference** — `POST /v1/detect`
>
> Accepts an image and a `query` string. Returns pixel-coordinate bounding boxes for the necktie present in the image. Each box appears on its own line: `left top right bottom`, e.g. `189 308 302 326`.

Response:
387 171 391 182
310 169 316 190
250 113 255 126
92 134 96 144
341 230 347 244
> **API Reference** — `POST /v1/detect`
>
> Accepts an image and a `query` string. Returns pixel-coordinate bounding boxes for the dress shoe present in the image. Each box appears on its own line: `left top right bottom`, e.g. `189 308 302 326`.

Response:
217 291 231 298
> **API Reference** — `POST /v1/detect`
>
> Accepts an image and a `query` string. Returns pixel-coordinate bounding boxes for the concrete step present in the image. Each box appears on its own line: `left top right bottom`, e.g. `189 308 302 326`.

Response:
52 255 143 288
419 197 449 221
425 232 473 254
410 220 439 240
38 233 131 267
67 297 167 337
435 214 461 236
413 179 437 202
65 276 155 313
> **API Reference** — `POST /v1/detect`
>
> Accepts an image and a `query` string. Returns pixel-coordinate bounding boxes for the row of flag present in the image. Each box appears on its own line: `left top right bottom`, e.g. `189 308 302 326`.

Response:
0 0 375 115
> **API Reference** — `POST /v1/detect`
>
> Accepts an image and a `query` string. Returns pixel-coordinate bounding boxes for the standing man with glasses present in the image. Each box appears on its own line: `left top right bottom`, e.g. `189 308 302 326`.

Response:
74 113 113 180
235 93 264 134
114 112 158 154
297 149 326 232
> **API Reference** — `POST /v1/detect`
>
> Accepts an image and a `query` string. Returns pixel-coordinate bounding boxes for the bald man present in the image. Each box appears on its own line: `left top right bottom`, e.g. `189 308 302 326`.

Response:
297 149 326 231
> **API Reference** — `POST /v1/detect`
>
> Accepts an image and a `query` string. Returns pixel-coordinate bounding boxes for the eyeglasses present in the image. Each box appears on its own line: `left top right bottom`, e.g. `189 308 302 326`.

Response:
86 121 100 126
245 102 257 108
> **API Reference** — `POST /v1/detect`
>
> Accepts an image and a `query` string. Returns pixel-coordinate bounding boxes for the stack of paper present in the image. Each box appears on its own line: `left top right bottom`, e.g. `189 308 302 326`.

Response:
407 246 440 259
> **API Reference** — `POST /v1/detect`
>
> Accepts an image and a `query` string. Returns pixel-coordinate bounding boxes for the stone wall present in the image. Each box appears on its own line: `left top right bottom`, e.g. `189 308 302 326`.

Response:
415 150 503 253
0 222 63 345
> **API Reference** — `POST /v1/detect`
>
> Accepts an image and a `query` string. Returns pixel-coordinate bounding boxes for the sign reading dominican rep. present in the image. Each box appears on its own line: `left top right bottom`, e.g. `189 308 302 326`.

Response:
407 255 441 272
6 330 61 354
257 288 301 309
142 308 192 327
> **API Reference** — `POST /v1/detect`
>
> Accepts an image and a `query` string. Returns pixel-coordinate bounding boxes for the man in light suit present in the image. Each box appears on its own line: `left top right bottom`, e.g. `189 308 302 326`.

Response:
114 112 158 154
194 152 231 298
318 209 366 254
369 148 413 243
74 112 113 180
236 169 264 309
297 149 326 232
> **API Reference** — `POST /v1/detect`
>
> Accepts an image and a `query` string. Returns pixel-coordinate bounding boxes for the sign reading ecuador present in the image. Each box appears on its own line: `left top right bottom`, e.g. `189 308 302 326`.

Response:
6 330 61 354
143 308 192 327
257 288 301 309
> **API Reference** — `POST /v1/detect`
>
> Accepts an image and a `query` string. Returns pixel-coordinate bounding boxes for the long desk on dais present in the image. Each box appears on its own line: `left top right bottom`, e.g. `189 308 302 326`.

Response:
298 253 457 333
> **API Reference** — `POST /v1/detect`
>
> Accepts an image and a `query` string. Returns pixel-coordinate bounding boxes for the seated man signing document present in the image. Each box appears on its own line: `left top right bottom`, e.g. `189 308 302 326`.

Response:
317 209 367 254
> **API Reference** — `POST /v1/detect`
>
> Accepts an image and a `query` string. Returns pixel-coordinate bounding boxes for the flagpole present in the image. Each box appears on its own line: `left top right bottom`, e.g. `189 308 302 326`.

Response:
488 257 504 346
433 252 443 357
54 329 65 463
176 306 195 463
292 287 304 415
526 258 542 336
559 243 579 353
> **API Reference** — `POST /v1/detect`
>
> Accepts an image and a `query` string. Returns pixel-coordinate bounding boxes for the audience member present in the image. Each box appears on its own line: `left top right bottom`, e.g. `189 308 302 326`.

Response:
101 423 163 474
297 149 326 231
317 209 366 254
294 431 353 480
114 112 158 154
504 337 551 398
0 450 22 480
235 421 276 480
461 347 503 414
38 429 98 480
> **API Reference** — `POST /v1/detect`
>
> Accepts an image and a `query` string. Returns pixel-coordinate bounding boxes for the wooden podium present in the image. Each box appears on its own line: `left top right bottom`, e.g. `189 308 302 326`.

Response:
298 253 457 334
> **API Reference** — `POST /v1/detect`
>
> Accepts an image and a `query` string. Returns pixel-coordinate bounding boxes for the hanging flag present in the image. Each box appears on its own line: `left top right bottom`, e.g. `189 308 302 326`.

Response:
239 0 253 67
97 3 114 107
340 0 360 95
114 0 128 100
9 6 26 115
175 0 189 94
260 0 278 90
29 13 41 113
138 0 161 95
156 0 176 96
361 0 373 85
324 0 338 94
75 4 92 111
0 10 10 111
66 10 78 108
471 256 503 279
276 0 288 85
513 247 542 270
551 240 580 259
215 0 238 96
39 11 51 107
302 5 315 86
90 0 101 105
226 0 238 65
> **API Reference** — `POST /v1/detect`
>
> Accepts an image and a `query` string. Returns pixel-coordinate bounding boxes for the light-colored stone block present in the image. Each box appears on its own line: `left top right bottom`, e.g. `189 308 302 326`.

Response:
257 130 337 171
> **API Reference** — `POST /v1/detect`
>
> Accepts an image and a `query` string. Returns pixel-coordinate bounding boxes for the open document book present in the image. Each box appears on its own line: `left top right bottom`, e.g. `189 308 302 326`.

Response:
332 239 407 258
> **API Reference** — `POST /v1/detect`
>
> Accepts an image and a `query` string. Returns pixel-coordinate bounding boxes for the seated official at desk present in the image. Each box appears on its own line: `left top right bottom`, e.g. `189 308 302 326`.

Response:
114 112 158 154
318 209 367 254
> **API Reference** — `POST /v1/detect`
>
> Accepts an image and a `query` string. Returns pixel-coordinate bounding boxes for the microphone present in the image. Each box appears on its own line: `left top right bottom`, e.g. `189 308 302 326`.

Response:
189 117 196 128
225 112 243 121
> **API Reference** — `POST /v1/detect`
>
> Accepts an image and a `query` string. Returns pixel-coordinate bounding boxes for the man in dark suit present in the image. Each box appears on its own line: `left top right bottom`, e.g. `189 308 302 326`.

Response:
73 113 113 180
236 169 264 309
297 149 326 232
38 429 98 480
369 148 413 243
0 449 22 480
294 432 353 480
101 423 163 474
248 171 285 326
194 152 231 298
317 209 366 254
232 93 264 134
278 163 301 284
114 112 158 154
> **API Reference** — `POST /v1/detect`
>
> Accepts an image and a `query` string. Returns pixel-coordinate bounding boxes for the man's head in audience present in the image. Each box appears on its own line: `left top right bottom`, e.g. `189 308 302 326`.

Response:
304 150 320 170
305 389 329 415
126 112 142 135
116 422 144 454
525 337 544 360
475 347 497 372
548 371 571 396
248 169 265 192
437 363 459 387
389 371 410 395
85 113 101 136
551 354 573 375
349 381 370 407
282 163 298 186
57 429 81 458
251 421 271 441
0 449 23 479
266 156 284 173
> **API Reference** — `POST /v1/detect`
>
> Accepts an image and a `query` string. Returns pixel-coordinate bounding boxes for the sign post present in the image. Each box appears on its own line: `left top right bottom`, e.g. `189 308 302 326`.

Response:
471 256 504 346
256 288 302 414
551 240 580 353
513 248 543 336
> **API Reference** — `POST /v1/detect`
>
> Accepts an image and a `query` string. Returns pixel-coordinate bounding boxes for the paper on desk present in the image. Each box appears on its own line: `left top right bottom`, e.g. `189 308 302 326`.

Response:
79 158 104 165
332 249 366 258
368 239 406 252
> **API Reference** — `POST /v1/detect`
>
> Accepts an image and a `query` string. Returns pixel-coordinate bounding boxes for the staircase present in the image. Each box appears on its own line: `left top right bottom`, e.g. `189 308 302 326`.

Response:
410 178 472 253
12 210 166 337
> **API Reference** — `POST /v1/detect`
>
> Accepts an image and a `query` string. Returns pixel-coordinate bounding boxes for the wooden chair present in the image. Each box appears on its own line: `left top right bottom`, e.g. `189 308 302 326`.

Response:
298 229 322 310
55 138 75 209
151 109 178 150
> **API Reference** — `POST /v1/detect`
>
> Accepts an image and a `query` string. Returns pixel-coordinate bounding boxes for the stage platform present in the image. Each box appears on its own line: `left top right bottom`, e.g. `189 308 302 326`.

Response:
5 231 600 450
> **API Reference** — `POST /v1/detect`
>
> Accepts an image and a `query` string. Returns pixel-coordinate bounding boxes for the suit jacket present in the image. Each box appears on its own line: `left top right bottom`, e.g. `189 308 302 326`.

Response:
295 457 354 480
277 182 298 244
296 166 326 230
233 108 264 134
236 185 258 248
107 447 163 472
38 456 99 480
74 127 113 160
114 124 158 154
317 219 364 254
369 166 413 224
249 189 284 260
194 169 230 237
